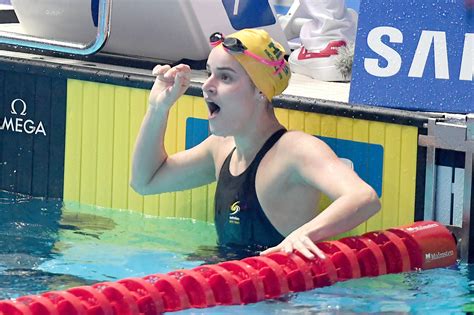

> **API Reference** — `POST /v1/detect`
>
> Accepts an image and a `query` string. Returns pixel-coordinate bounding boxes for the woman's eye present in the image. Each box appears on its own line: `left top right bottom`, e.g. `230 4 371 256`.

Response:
206 71 211 78
221 74 230 81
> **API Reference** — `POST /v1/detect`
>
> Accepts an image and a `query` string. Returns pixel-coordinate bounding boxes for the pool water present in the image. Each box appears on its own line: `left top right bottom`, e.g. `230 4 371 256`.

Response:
1 190 473 314
0 190 218 299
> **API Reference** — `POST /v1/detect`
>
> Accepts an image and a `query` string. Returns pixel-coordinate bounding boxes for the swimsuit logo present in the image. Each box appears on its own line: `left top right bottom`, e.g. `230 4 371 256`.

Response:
230 201 241 215
229 201 241 224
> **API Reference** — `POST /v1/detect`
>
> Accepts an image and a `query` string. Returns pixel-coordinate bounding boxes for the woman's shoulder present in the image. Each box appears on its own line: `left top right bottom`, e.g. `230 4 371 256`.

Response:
280 130 326 147
278 130 336 160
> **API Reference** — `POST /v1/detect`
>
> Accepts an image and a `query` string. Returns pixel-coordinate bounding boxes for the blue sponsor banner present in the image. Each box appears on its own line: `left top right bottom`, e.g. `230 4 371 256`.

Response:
345 0 360 13
350 0 473 113
186 118 383 196
221 0 276 30
274 1 359 15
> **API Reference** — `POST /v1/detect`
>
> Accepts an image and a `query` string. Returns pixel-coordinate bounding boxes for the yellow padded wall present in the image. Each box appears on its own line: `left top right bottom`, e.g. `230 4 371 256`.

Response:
64 80 212 221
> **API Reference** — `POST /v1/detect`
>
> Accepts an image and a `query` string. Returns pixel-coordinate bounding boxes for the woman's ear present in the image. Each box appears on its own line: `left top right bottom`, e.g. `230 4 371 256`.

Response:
256 90 266 102
257 91 271 108
253 87 269 106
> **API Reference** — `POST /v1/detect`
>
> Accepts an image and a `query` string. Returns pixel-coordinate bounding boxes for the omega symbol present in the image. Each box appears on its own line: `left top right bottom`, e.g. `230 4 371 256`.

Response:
10 98 27 116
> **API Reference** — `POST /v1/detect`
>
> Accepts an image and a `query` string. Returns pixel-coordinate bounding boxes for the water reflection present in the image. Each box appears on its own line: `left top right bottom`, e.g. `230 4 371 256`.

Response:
0 190 96 298
186 244 263 265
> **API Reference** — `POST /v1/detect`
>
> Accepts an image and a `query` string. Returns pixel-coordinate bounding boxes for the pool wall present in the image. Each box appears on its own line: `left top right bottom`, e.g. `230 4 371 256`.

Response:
0 53 437 239
0 70 66 199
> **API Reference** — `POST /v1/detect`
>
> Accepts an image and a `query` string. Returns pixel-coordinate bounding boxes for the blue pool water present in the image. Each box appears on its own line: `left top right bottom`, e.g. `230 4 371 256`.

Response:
1 190 473 314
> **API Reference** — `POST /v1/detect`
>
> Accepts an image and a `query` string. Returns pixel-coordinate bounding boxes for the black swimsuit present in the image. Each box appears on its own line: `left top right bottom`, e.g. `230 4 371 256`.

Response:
214 129 286 248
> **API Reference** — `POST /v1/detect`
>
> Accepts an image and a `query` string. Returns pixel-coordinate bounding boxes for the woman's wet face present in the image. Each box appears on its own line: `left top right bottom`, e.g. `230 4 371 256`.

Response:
202 48 259 136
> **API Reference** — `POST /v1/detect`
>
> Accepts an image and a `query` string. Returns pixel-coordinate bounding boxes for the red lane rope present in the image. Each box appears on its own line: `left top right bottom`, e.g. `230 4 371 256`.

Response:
0 221 457 315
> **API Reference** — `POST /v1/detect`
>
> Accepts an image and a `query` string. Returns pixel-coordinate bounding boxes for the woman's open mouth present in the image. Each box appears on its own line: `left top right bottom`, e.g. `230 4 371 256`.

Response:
206 100 221 119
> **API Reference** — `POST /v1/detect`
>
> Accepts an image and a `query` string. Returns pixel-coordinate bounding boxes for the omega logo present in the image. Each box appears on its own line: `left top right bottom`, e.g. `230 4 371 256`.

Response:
0 99 47 136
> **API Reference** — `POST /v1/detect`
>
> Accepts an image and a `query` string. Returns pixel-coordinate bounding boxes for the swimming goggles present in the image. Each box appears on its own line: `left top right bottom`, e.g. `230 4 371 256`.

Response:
209 32 285 75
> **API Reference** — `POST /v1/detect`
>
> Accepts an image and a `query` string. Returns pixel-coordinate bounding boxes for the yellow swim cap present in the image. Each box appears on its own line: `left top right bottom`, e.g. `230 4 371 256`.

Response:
214 29 291 101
